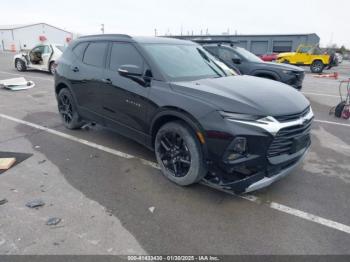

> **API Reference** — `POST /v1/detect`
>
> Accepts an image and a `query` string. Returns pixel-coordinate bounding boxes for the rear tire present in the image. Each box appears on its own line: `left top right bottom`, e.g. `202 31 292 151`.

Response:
15 59 26 72
310 60 324 73
155 121 207 186
57 88 84 129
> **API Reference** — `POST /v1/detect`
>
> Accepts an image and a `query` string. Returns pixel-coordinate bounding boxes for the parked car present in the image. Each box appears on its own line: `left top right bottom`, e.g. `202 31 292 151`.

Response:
260 53 278 62
14 43 65 75
276 45 334 73
197 41 305 90
55 35 313 194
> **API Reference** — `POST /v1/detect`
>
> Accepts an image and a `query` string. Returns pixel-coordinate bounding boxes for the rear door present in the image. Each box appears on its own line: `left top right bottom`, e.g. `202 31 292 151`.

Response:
73 41 108 115
101 42 150 133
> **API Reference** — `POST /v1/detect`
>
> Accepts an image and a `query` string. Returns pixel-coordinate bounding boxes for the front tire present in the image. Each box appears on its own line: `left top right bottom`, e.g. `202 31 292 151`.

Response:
310 60 324 73
155 121 207 186
15 59 26 72
57 88 83 129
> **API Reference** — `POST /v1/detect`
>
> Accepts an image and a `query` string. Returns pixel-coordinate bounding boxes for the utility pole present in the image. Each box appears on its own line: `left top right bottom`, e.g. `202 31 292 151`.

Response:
101 24 105 34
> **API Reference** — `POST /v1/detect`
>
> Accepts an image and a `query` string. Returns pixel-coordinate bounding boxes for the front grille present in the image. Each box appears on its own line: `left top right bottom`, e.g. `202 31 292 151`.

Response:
274 106 310 122
267 118 312 158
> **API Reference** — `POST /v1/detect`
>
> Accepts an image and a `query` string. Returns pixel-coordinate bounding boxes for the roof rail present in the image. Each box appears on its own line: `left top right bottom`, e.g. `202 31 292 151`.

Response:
193 39 238 47
79 34 132 39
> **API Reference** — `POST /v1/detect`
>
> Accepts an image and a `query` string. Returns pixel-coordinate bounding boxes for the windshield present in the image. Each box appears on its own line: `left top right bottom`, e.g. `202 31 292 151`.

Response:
297 46 312 53
235 47 262 62
56 45 66 52
142 44 235 81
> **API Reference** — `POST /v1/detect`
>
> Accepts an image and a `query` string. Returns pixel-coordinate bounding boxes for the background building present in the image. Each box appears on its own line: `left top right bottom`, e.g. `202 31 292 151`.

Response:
170 33 320 55
0 23 73 52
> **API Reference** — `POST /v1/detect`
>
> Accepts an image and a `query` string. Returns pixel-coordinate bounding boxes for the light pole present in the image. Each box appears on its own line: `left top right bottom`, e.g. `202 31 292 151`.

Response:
101 24 105 34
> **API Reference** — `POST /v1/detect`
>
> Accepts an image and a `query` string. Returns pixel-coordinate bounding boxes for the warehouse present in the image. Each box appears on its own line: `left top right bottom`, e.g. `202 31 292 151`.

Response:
0 23 73 52
170 33 320 55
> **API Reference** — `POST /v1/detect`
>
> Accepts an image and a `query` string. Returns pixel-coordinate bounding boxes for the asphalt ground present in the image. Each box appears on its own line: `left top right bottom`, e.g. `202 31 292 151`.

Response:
0 52 349 255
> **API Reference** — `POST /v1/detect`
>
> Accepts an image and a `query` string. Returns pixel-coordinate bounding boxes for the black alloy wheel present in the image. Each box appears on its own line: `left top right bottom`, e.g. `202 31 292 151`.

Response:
158 131 192 177
58 93 73 125
155 121 207 186
57 89 83 129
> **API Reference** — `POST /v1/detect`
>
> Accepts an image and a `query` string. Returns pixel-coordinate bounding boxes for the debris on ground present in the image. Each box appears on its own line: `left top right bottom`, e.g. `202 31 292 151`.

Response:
25 199 45 208
0 198 8 205
0 77 35 91
81 124 91 131
0 157 16 170
149 206 155 213
38 159 46 164
105 208 113 216
46 217 62 226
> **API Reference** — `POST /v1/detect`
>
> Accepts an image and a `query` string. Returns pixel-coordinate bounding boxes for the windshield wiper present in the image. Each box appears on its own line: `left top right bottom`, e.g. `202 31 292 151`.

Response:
197 48 224 77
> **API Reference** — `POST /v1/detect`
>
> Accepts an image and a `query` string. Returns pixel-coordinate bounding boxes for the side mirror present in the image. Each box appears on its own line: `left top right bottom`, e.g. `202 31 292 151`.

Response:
118 64 143 77
232 58 241 64
118 65 152 87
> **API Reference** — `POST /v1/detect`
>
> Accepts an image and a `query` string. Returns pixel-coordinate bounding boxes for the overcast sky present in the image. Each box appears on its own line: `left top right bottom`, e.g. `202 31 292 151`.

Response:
1 0 349 48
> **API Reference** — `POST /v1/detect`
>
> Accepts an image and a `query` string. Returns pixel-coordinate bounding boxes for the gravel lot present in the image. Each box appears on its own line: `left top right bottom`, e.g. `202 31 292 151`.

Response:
0 52 349 255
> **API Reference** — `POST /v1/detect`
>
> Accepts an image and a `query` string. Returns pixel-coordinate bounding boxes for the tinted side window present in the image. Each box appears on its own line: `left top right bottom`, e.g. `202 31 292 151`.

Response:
72 42 88 60
83 42 108 67
219 48 240 61
109 43 144 71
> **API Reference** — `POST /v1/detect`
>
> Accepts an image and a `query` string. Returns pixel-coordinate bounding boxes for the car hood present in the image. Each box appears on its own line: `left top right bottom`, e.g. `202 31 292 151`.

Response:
277 52 296 58
171 75 309 117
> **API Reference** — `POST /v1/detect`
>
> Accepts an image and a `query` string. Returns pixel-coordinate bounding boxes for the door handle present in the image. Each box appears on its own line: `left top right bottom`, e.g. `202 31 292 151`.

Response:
102 78 112 84
71 66 79 72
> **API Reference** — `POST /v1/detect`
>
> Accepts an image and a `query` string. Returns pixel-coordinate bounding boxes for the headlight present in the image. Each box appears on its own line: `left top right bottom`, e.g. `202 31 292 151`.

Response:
219 111 263 121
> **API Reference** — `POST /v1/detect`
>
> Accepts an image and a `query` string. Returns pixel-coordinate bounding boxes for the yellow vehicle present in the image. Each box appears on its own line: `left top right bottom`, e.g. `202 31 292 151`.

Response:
276 45 331 73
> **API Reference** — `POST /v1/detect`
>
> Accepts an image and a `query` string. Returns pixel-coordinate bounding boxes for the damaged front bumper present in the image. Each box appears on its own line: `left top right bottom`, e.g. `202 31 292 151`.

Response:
202 146 309 195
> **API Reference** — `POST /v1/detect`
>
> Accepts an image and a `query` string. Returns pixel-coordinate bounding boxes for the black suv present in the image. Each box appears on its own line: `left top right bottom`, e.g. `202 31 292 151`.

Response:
198 41 305 90
55 35 313 194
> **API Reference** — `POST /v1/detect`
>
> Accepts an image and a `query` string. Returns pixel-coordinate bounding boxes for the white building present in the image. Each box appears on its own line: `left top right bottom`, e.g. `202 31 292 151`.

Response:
0 23 73 51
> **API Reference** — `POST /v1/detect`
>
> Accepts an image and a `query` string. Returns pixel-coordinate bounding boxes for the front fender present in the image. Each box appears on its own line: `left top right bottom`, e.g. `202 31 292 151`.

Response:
13 54 28 65
149 107 209 158
251 69 281 81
